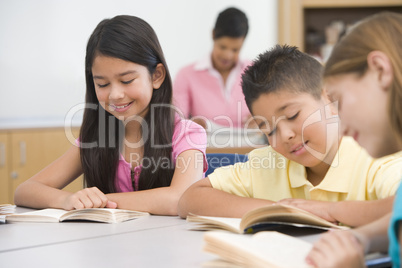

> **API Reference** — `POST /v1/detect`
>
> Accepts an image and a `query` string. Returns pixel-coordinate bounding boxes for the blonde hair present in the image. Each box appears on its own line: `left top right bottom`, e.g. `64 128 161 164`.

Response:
324 12 402 143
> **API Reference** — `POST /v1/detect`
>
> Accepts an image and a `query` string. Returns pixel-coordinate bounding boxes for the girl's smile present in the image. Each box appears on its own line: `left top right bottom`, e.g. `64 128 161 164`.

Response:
109 102 133 112
92 55 154 121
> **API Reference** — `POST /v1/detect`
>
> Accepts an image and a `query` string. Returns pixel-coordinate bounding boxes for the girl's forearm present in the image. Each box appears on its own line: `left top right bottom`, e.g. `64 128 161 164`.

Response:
107 187 183 215
14 180 71 209
329 197 394 227
107 182 274 217
353 212 391 254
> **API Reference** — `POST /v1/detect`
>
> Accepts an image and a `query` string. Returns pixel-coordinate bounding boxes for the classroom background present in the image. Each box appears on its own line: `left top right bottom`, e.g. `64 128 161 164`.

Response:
0 0 276 123
1 0 400 205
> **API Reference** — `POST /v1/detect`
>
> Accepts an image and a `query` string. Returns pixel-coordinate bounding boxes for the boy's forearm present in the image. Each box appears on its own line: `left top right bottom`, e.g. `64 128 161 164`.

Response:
178 181 273 218
329 197 394 227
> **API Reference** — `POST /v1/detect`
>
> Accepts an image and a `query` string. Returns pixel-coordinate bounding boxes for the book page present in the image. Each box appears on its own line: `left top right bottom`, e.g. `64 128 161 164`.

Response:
6 209 66 223
6 208 149 224
187 215 242 233
61 208 114 222
60 208 149 223
26 209 67 218
204 231 313 268
240 204 348 231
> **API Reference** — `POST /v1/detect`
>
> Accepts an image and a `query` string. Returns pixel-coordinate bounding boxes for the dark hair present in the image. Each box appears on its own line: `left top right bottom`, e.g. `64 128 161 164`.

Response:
213 7 249 39
241 45 323 113
80 15 175 193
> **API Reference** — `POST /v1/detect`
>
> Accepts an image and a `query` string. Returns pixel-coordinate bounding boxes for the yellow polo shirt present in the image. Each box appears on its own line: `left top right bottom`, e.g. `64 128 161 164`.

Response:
208 137 402 202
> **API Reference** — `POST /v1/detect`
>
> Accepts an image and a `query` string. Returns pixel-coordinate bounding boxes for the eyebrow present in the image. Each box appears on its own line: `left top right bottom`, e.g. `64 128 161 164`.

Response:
256 102 298 129
257 120 268 129
93 70 138 80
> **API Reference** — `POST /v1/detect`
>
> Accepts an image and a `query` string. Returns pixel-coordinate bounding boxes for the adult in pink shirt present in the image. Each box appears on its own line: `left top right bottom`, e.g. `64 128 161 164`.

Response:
173 7 251 129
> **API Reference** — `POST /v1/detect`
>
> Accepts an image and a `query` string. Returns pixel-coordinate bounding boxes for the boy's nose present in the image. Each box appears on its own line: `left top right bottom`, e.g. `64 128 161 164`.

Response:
280 125 296 141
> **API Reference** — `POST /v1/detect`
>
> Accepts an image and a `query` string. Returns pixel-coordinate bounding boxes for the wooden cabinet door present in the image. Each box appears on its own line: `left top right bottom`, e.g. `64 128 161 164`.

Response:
9 128 83 203
278 0 402 53
0 133 9 204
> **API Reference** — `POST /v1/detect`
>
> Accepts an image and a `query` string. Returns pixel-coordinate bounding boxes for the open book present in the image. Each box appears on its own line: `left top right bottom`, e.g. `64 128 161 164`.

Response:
203 231 313 268
203 231 391 268
6 208 149 224
187 204 348 234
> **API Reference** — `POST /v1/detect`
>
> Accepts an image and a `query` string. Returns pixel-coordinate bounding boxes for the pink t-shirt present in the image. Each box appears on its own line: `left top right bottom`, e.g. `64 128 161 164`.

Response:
173 55 251 128
115 115 208 192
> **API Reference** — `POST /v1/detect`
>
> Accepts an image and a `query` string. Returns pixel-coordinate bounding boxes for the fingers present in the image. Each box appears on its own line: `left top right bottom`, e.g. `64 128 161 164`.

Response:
106 200 118 209
307 232 338 268
307 230 365 268
66 187 111 210
277 199 336 223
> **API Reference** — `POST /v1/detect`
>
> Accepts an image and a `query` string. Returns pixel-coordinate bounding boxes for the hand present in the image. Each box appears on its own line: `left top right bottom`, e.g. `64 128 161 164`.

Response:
62 187 118 210
306 230 366 268
277 199 336 224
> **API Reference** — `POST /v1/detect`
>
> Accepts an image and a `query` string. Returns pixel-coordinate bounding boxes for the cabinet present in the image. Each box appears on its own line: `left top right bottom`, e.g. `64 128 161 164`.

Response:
0 128 83 204
0 133 9 203
278 0 402 59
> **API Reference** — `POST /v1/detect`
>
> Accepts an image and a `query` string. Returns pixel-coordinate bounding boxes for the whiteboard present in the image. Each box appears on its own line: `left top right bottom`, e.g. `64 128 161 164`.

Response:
0 0 277 124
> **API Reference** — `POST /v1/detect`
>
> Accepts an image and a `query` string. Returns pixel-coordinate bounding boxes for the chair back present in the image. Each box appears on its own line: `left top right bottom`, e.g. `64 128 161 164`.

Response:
205 153 248 177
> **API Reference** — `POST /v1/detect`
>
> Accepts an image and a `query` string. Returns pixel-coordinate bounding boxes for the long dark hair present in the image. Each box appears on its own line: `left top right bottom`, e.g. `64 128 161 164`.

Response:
80 15 175 193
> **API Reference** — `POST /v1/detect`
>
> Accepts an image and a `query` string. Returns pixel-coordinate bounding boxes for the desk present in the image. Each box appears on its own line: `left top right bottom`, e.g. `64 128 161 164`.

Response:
0 208 391 268
0 208 320 267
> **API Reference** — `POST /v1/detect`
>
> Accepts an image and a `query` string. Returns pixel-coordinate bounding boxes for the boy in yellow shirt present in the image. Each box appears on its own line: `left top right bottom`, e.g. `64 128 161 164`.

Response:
178 45 402 227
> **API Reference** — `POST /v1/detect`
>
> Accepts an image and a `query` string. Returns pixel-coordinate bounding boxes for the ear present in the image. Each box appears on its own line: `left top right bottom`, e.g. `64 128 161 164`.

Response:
367 51 393 91
321 89 338 116
212 30 216 40
152 63 166 89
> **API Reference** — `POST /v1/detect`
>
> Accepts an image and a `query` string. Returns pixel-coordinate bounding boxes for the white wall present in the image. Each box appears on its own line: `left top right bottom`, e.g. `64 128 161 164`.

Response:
0 0 277 124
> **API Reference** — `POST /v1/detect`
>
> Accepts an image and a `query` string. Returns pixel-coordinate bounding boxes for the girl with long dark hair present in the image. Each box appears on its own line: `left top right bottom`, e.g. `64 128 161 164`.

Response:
14 15 207 215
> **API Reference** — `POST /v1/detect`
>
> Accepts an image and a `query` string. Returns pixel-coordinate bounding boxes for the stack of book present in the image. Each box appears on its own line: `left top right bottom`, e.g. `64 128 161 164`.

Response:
0 204 16 215
0 204 16 223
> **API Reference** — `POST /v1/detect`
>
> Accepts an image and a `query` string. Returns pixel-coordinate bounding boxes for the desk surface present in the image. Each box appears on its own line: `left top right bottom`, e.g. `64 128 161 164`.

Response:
0 207 322 268
0 208 390 268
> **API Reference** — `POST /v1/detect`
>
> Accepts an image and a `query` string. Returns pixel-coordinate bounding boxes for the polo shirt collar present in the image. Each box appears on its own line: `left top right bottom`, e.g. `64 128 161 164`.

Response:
315 138 358 193
289 137 356 193
288 162 308 188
